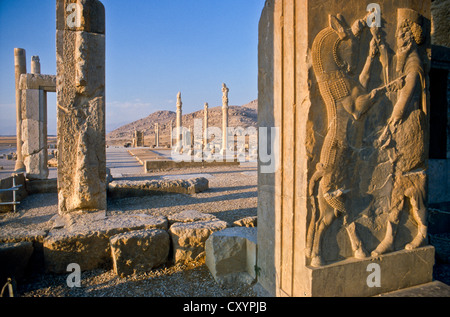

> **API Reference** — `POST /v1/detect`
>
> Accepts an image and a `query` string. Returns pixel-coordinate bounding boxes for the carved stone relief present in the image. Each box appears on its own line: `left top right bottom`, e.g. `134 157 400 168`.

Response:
306 7 430 267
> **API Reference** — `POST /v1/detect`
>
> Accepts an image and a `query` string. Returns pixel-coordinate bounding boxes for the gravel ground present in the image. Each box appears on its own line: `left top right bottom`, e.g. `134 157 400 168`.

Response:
1 163 260 298
17 261 258 297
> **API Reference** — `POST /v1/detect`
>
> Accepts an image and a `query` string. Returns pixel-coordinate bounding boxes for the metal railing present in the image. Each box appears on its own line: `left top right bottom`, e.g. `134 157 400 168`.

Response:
0 174 22 212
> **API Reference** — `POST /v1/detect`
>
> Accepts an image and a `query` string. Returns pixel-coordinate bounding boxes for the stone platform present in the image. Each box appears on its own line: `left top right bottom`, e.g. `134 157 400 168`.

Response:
126 148 241 172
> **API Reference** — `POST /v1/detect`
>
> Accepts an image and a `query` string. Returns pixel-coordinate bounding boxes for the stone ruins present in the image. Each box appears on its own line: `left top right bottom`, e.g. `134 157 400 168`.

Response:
257 0 440 297
1 0 450 298
132 130 145 148
56 0 106 215
15 50 56 180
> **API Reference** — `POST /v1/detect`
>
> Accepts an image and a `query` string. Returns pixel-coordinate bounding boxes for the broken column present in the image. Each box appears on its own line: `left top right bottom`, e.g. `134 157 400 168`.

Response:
221 83 229 155
257 0 434 297
56 0 106 214
31 56 41 74
175 92 183 153
14 48 27 172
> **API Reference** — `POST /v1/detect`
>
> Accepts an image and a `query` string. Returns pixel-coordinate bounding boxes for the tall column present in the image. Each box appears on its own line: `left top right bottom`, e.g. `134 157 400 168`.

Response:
14 48 26 172
221 83 229 155
155 123 159 148
175 92 183 153
169 120 174 148
56 0 106 214
203 102 209 148
257 0 433 297
31 56 41 74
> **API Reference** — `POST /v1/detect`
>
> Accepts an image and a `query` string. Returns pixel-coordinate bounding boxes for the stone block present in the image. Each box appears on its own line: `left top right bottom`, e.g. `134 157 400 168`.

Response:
233 216 257 228
19 73 56 92
205 227 257 287
168 210 217 225
169 219 228 264
0 242 34 283
43 212 168 273
306 246 435 297
26 178 58 194
108 177 209 199
110 229 170 277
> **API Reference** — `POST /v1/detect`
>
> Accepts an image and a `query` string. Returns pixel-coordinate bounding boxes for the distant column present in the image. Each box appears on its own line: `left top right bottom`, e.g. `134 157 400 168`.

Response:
176 92 183 153
221 83 229 155
204 102 209 148
31 56 41 74
169 120 174 148
155 123 160 148
14 48 27 172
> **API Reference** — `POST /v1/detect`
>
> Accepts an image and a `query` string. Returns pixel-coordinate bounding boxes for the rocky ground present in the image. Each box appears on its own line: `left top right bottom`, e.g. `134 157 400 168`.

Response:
1 162 260 297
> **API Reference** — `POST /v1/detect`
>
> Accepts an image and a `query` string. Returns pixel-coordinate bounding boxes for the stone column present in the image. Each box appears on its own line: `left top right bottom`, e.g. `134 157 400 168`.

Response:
56 0 106 214
169 120 174 148
203 102 209 148
257 0 434 297
31 56 41 74
175 92 183 153
155 123 159 148
221 83 229 155
14 48 26 172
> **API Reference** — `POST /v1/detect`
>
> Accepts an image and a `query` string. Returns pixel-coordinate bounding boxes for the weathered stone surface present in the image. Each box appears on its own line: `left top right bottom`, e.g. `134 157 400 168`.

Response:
169 219 228 264
110 229 170 277
257 0 433 297
233 216 257 228
205 227 257 287
43 211 168 273
19 73 56 92
56 0 106 214
132 130 145 148
108 177 209 199
0 242 34 283
14 48 26 172
431 0 450 47
26 179 58 194
168 210 217 225
307 246 435 297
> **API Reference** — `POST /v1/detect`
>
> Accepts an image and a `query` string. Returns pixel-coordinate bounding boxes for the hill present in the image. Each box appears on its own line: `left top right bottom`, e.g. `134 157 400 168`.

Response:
106 100 258 147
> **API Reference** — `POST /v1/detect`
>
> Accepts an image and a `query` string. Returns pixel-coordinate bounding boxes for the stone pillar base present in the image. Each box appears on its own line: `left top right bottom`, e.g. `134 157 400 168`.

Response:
295 246 435 297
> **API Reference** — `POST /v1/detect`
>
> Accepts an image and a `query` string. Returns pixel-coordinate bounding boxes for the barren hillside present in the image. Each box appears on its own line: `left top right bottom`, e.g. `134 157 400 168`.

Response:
106 100 258 147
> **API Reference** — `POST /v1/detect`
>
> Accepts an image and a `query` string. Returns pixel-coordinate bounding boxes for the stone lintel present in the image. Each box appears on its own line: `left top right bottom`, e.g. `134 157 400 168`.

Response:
19 73 56 92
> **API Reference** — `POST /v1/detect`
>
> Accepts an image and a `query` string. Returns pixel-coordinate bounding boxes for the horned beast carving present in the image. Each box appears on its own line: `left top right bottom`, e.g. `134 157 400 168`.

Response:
307 12 405 267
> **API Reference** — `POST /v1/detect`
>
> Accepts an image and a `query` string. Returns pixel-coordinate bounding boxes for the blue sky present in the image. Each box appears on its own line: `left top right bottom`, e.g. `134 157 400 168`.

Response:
0 0 265 135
